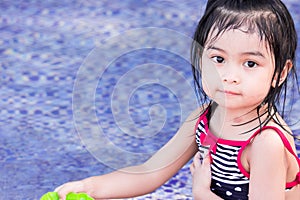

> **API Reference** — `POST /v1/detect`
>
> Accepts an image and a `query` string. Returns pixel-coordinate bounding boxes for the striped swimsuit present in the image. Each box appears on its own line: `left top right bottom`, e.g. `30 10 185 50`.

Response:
195 107 300 199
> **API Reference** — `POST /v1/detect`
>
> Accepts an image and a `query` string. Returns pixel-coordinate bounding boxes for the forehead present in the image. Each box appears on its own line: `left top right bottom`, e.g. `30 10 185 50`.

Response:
205 28 273 56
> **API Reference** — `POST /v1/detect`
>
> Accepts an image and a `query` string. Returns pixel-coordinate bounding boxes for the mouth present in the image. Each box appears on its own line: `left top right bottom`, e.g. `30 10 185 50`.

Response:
218 90 241 96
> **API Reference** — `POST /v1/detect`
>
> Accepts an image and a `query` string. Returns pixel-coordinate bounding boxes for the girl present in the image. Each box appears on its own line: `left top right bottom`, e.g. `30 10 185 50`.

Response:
56 0 300 199
189 0 300 199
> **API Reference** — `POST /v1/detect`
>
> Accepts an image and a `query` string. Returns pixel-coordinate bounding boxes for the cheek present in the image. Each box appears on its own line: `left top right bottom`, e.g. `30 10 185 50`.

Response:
202 57 222 79
245 78 271 100
201 63 211 94
260 73 274 92
201 77 211 96
201 63 222 96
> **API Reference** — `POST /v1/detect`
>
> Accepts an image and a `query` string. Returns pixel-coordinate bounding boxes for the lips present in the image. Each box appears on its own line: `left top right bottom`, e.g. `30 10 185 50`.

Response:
218 89 241 96
224 90 240 95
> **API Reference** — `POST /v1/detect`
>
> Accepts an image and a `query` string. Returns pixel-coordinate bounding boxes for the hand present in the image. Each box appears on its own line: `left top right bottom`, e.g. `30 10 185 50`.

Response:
190 151 212 199
54 180 85 200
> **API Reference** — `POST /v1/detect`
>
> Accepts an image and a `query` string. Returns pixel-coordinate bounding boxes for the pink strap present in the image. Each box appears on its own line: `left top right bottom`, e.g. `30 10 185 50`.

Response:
194 107 209 133
247 126 300 164
247 126 300 187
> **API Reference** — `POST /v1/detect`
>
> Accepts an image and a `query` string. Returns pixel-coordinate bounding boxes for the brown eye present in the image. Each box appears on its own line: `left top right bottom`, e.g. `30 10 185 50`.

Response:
212 56 224 63
245 61 257 68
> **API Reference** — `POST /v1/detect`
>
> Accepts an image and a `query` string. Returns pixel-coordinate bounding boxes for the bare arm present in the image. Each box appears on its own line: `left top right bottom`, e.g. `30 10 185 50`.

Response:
56 108 201 199
248 129 287 200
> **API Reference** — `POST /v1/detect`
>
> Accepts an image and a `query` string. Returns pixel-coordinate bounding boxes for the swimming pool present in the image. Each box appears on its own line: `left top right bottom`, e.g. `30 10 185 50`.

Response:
1 0 300 199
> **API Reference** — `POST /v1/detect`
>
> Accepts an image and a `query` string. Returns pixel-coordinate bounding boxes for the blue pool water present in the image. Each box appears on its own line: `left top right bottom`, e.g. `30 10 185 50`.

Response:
1 0 300 199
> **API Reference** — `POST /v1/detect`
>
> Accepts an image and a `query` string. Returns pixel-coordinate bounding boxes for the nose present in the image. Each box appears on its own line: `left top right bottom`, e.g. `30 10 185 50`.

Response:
222 75 239 84
221 68 240 84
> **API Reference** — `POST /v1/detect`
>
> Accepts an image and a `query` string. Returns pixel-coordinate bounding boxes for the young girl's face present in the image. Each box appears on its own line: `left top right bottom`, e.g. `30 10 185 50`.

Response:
201 28 275 112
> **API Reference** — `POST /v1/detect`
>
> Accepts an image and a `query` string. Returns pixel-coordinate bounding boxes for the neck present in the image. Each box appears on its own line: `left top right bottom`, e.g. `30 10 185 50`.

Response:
210 102 270 135
219 106 262 124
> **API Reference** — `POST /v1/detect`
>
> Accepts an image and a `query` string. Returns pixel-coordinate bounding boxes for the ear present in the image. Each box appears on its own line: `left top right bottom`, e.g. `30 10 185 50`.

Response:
271 60 293 88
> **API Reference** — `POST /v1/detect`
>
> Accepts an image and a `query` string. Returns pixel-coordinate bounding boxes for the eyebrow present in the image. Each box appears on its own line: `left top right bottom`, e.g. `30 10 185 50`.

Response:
206 45 266 58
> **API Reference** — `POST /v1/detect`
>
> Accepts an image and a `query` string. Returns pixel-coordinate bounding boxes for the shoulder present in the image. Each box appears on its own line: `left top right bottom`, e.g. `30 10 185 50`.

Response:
248 125 291 172
172 104 209 136
174 104 210 140
249 127 286 155
185 104 210 123
249 115 294 155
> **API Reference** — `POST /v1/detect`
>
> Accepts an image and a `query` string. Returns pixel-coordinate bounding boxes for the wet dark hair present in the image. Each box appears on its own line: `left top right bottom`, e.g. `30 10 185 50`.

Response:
191 0 298 133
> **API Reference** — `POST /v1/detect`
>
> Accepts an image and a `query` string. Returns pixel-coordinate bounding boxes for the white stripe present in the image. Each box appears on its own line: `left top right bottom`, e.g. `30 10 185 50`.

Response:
198 123 206 133
211 167 246 179
218 144 241 151
212 155 238 167
211 163 240 174
213 151 237 161
213 172 249 181
211 164 240 176
217 146 240 155
212 175 249 185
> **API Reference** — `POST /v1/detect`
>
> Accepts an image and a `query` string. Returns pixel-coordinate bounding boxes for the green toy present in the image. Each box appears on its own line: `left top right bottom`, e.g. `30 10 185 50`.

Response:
40 192 94 200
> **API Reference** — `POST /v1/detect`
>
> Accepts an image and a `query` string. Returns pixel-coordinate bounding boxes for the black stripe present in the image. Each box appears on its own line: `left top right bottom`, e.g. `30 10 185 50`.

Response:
217 143 240 152
212 152 237 165
211 160 238 174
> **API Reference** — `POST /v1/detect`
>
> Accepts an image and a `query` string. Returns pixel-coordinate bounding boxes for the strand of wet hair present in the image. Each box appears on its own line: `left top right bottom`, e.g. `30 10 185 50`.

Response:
231 110 268 127
238 112 274 135
235 105 277 135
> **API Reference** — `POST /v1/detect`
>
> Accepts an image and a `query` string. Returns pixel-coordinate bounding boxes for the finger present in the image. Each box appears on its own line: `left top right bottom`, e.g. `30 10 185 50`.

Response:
56 181 84 200
54 184 64 192
193 151 201 168
202 154 212 165
201 156 212 175
194 151 201 159
190 162 195 174
55 184 70 200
